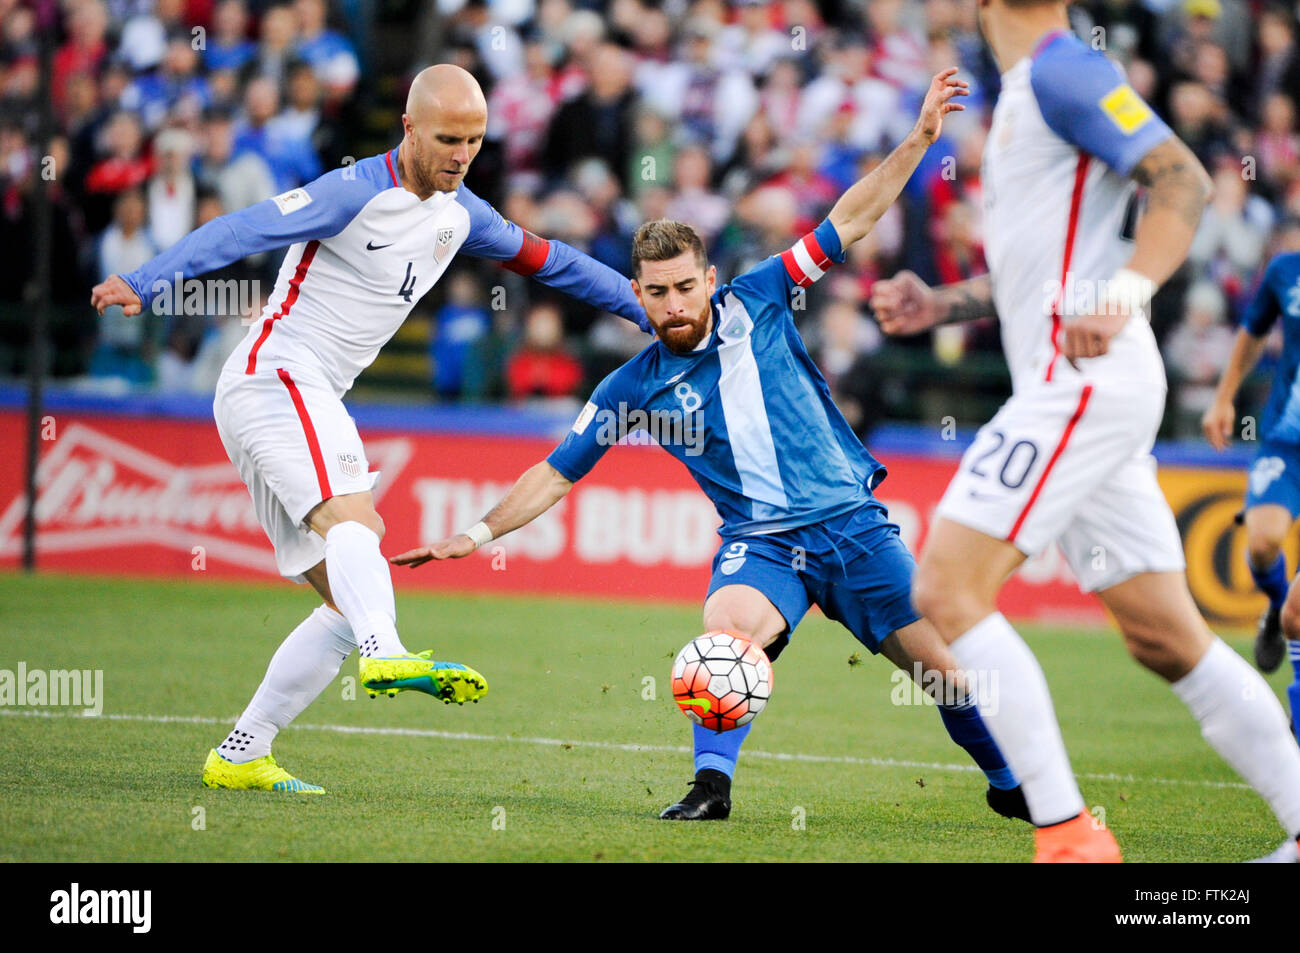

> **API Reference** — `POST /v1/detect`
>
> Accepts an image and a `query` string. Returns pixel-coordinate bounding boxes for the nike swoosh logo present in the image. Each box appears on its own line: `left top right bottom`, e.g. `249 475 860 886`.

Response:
676 697 711 714
366 240 393 250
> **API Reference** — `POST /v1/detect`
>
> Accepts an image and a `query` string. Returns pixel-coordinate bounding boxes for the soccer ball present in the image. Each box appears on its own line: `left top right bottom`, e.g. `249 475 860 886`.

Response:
671 631 773 732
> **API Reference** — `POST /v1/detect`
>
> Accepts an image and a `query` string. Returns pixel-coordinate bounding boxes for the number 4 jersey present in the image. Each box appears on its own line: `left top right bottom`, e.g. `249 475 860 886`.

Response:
122 146 649 398
547 218 887 539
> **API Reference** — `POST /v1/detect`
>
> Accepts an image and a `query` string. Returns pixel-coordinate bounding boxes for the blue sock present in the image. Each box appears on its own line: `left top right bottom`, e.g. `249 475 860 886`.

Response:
1250 553 1289 610
693 722 751 777
937 696 1018 790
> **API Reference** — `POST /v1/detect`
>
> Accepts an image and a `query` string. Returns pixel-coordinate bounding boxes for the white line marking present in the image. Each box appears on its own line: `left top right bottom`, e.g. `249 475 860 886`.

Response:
0 707 1251 790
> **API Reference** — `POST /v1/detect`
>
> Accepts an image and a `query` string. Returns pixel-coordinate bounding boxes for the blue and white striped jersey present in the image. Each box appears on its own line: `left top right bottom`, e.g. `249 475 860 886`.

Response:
122 146 649 396
547 219 886 538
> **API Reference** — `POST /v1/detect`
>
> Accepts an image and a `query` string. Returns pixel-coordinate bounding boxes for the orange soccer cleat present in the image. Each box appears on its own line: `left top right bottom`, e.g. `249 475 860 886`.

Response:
1032 810 1123 863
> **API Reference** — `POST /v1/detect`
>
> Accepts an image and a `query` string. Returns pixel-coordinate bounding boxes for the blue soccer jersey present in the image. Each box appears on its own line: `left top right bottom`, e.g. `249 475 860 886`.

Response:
547 218 886 538
1243 251 1300 444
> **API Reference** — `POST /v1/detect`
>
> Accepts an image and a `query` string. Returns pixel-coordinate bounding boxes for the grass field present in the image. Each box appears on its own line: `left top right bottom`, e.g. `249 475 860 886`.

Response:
0 572 1292 862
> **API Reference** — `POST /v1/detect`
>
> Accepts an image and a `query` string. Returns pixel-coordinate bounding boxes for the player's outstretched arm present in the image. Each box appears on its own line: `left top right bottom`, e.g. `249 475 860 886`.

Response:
390 461 573 567
828 68 967 249
457 186 651 332
91 169 368 315
1202 328 1268 451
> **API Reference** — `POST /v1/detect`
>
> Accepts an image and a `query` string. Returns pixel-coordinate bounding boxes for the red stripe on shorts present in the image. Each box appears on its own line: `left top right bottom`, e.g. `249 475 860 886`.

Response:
1006 384 1093 545
277 367 333 502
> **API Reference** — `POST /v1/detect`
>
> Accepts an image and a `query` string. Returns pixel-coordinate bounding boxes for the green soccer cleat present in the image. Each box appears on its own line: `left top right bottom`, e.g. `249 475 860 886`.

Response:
358 651 488 705
201 749 325 794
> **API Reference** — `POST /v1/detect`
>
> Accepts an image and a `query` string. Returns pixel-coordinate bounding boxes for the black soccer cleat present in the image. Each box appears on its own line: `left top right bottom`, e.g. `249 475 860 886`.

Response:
659 769 732 820
1255 603 1285 674
985 784 1031 823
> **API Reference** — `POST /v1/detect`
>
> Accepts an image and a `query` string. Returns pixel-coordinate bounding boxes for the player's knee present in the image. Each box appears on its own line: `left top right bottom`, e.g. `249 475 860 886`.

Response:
912 562 977 634
702 607 756 642
1118 617 1203 680
1246 534 1283 570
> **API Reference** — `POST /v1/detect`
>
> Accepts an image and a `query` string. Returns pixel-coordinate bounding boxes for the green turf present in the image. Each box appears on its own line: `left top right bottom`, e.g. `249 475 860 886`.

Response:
0 572 1292 861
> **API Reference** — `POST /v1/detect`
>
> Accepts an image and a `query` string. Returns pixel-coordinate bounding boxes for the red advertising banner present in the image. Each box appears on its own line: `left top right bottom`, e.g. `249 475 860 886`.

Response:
0 408 1113 623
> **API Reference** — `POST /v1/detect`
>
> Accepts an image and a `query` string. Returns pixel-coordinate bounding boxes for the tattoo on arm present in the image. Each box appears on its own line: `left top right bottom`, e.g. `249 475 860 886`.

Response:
1131 139 1211 229
935 274 996 324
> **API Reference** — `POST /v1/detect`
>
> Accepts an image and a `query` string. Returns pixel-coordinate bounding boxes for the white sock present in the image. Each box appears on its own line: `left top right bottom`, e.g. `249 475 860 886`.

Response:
1171 638 1300 838
324 520 406 658
217 605 355 762
950 612 1085 826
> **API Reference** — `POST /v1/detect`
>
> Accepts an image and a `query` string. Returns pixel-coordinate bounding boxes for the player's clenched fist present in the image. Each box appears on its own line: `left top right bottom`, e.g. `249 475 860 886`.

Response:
1060 308 1130 361
870 270 939 336
390 535 477 568
90 274 143 316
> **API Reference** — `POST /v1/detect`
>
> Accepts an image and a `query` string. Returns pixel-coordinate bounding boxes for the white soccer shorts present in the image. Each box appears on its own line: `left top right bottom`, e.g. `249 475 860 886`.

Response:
935 377 1186 592
214 365 379 581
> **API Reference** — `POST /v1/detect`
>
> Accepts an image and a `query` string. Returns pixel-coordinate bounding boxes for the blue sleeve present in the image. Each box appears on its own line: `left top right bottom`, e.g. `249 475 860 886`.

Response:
1243 259 1284 337
546 370 630 482
1030 35 1172 176
732 217 848 303
120 166 376 308
457 186 651 333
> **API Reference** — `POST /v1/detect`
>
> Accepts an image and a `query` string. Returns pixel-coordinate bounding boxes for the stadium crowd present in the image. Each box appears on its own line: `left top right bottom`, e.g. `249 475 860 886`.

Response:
1 0 1298 435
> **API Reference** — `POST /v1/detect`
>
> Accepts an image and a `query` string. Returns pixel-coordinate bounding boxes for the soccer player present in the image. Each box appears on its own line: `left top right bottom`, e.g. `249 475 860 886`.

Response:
90 65 652 794
1203 218 1300 737
394 70 1034 825
871 0 1300 862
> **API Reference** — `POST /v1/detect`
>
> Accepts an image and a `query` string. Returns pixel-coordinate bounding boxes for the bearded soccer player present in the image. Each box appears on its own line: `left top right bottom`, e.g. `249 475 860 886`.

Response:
393 70 1035 825
871 1 1300 862
90 65 651 794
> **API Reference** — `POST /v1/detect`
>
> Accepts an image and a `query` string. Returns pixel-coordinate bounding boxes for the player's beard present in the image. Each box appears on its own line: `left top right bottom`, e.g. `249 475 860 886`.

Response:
404 136 442 197
656 301 713 354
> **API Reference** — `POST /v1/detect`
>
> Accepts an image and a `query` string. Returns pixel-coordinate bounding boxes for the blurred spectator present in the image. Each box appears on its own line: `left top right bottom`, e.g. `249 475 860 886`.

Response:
84 111 153 232
205 0 258 73
294 0 361 97
248 4 299 91
1165 280 1235 431
506 300 583 400
486 39 560 185
196 109 275 219
53 0 109 118
93 189 157 383
1255 92 1300 199
717 0 787 78
543 43 638 191
637 18 758 164
1189 159 1272 295
1256 5 1300 118
665 146 730 247
147 127 196 248
120 33 210 132
800 33 909 154
232 76 322 191
431 271 492 400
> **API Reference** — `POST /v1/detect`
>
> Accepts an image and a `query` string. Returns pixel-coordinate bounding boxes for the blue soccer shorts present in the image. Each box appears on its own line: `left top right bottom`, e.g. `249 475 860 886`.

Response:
704 501 920 659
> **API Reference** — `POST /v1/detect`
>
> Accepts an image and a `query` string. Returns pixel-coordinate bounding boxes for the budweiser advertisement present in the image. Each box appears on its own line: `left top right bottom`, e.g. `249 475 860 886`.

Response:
0 408 1276 626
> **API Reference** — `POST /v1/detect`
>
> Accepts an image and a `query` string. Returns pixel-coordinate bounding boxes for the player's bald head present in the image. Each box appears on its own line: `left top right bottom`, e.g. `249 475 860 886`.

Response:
405 64 487 124
399 64 488 197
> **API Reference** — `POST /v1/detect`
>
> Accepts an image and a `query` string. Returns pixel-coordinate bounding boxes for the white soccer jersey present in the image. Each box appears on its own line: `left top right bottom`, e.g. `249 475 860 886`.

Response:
124 147 649 397
982 30 1173 392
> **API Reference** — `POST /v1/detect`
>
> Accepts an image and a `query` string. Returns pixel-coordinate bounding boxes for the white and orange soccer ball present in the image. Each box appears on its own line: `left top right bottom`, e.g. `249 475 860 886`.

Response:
671 631 773 733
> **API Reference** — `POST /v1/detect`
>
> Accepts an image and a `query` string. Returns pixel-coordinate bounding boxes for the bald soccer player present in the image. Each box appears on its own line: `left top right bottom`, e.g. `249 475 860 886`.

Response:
91 65 652 794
